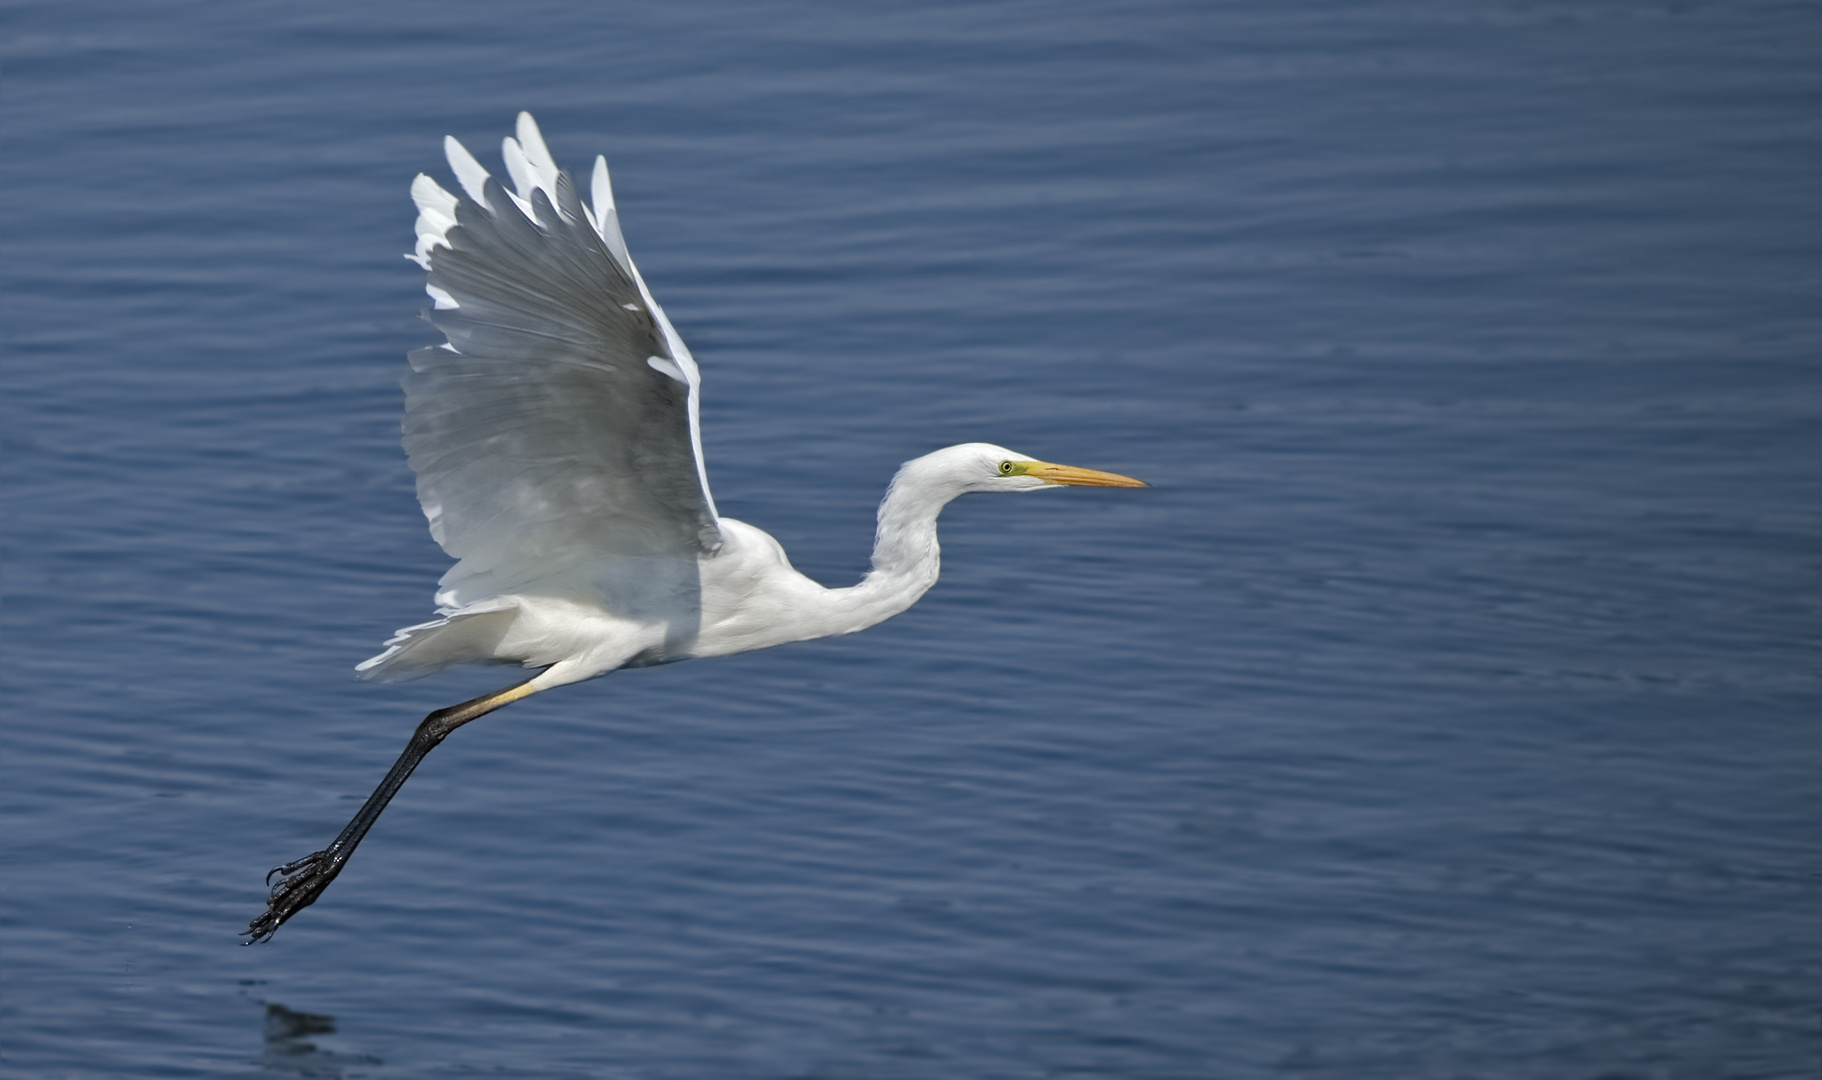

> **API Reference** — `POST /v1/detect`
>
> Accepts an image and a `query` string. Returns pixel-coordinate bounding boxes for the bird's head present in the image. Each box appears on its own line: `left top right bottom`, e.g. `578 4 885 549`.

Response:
926 442 1148 495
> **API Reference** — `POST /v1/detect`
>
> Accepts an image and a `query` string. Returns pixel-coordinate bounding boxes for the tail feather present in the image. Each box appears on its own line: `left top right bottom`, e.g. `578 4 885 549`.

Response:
355 606 519 682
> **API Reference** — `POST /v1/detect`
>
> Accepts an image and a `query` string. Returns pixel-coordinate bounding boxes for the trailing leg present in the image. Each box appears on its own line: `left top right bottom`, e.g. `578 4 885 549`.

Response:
244 678 540 942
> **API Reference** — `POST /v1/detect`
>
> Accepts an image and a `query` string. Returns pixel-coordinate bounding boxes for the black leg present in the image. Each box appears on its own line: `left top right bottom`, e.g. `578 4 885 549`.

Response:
244 678 539 942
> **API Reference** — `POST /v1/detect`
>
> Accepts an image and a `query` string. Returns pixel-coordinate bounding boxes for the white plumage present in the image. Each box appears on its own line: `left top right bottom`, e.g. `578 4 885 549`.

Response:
247 114 1144 942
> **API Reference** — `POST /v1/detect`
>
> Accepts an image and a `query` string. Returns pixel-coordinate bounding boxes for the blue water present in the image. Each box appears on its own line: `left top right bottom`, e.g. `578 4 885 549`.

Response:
5 1 1818 1076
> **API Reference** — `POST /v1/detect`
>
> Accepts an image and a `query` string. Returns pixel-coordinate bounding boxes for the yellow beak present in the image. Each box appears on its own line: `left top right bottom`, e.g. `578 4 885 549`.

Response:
1022 461 1148 488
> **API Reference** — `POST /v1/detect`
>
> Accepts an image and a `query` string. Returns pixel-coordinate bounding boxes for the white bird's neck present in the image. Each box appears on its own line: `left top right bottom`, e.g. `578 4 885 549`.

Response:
817 456 965 635
693 446 1006 659
868 464 950 581
700 447 1009 658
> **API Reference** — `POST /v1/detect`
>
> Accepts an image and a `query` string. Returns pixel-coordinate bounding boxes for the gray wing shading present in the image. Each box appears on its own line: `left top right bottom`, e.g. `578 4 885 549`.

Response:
402 114 722 612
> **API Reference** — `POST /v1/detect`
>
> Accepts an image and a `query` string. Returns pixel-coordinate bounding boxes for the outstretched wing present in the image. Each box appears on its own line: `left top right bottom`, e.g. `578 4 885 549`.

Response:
403 113 721 611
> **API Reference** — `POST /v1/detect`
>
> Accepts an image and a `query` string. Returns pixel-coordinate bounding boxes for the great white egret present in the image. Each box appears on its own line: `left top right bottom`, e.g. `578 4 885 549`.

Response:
246 114 1145 942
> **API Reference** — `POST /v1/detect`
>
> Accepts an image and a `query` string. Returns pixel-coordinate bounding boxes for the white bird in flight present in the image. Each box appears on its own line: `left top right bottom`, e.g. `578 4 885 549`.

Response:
247 113 1145 941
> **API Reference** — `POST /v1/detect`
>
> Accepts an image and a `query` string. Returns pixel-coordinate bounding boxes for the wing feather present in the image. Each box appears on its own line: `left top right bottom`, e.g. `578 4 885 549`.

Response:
403 116 721 612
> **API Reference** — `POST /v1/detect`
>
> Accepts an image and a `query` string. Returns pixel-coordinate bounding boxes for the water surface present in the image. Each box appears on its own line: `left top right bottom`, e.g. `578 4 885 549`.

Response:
4 1 1818 1076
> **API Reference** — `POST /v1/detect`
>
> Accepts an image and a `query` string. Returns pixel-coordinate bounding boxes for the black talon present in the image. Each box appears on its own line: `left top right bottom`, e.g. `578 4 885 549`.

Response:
247 850 344 943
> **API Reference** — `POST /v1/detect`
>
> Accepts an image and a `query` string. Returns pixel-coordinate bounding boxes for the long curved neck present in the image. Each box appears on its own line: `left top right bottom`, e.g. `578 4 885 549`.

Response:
817 462 958 636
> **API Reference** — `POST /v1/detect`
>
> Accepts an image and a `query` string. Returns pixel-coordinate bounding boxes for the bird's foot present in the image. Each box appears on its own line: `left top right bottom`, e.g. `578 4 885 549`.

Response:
245 848 344 943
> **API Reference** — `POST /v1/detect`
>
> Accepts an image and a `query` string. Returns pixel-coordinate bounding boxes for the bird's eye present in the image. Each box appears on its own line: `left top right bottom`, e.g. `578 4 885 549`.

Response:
999 461 1015 476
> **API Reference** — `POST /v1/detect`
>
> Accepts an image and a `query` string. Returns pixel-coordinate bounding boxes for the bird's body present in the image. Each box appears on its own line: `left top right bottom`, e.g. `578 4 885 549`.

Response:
358 443 1029 688
247 115 1143 942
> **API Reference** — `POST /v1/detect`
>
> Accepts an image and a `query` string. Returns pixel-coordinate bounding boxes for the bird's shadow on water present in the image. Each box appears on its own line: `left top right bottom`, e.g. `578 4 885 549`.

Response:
246 998 382 1078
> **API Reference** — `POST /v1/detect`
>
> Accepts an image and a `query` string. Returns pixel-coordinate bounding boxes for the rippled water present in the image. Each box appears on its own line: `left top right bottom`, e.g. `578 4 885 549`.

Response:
5 1 1818 1076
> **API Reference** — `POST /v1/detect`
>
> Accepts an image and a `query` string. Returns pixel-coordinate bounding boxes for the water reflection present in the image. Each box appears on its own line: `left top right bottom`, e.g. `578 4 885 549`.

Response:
258 1003 381 1077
